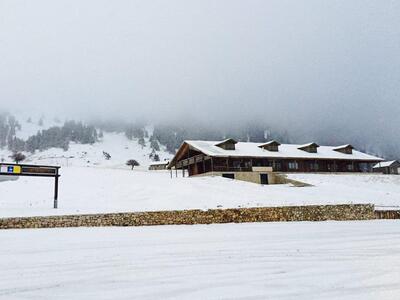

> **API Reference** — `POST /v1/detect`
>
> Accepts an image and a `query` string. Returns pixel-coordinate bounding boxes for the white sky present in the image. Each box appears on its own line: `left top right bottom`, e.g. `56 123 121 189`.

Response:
0 0 399 150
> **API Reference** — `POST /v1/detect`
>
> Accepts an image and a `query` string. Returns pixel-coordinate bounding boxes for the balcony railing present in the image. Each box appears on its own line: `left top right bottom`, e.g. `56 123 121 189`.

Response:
212 166 253 172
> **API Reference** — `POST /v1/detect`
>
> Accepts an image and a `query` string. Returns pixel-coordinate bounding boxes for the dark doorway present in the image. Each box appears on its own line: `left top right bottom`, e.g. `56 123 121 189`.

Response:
260 174 269 185
222 173 235 179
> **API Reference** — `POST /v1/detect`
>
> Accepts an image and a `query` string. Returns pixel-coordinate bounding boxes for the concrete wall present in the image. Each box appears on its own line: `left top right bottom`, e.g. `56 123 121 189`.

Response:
193 171 311 186
195 171 278 184
0 204 375 229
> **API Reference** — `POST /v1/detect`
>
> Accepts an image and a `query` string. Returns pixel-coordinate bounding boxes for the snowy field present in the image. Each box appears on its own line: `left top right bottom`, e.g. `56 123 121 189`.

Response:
0 167 400 217
0 221 399 300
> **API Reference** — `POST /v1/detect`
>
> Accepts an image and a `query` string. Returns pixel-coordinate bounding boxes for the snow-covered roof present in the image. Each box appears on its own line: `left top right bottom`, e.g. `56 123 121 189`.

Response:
332 144 354 150
373 160 399 168
215 138 238 146
259 140 281 147
183 140 384 162
150 161 169 166
298 142 319 149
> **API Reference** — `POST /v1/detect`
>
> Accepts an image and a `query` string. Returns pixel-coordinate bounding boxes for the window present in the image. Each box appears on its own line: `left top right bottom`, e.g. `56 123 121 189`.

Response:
288 161 298 170
222 173 235 179
273 161 282 171
244 160 252 168
233 160 241 168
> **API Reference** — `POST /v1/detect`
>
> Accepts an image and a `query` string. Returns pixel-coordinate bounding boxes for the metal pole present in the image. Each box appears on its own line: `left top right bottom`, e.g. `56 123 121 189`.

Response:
54 175 59 209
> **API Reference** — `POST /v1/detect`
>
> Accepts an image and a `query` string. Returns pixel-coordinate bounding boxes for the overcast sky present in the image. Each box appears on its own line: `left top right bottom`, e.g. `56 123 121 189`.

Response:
0 0 399 151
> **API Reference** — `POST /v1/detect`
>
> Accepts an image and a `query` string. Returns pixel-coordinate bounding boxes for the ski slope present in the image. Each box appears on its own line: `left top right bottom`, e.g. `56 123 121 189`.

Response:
0 221 399 300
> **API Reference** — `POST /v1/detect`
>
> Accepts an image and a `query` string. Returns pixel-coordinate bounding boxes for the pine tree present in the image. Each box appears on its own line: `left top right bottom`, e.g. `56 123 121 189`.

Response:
138 137 146 148
150 139 160 151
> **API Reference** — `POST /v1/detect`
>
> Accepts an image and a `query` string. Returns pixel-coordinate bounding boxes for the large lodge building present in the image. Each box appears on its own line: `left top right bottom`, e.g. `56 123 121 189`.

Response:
168 139 383 184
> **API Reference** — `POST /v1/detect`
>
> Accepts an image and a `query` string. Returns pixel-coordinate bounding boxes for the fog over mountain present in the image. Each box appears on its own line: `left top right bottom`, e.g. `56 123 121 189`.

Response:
0 0 399 158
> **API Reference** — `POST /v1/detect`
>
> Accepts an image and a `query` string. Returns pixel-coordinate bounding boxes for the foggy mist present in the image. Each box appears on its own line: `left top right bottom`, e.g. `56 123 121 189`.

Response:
0 0 399 155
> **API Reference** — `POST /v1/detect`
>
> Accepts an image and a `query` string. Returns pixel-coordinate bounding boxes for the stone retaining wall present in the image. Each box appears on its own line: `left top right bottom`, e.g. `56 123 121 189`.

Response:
0 204 375 229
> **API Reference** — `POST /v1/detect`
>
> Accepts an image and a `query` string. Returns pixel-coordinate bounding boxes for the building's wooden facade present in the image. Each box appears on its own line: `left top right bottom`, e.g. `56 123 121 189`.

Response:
373 160 400 175
168 139 383 177
149 162 169 171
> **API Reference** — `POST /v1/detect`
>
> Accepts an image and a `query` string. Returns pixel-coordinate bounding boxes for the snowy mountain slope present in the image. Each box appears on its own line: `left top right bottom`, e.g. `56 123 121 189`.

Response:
14 114 62 140
0 113 171 168
23 132 170 168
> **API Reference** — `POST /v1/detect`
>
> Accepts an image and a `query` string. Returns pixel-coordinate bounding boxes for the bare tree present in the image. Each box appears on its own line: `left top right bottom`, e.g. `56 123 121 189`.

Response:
103 151 111 160
10 152 26 164
126 159 140 170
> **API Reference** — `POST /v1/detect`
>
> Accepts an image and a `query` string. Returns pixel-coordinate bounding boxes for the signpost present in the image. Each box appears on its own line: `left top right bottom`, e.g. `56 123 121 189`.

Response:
0 163 61 208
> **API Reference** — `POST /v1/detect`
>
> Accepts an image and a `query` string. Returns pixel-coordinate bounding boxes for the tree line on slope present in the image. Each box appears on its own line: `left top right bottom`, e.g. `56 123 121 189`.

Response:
0 113 98 153
24 121 98 152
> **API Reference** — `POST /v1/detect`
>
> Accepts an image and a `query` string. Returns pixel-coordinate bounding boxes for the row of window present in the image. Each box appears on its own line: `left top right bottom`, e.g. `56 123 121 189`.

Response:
222 159 357 171
287 161 354 171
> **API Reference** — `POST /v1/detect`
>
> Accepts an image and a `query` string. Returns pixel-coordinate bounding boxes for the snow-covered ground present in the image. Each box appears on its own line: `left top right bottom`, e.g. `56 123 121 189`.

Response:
287 173 400 210
0 167 399 217
0 221 399 300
